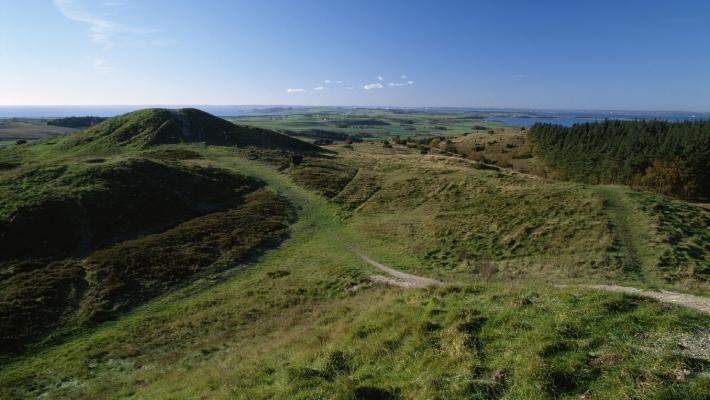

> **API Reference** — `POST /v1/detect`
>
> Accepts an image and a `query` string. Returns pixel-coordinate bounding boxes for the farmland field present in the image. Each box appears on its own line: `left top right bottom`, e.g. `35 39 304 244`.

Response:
227 108 509 141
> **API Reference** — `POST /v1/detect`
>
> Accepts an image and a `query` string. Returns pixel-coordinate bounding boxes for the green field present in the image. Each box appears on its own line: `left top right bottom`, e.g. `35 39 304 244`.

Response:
0 118 76 140
228 108 508 141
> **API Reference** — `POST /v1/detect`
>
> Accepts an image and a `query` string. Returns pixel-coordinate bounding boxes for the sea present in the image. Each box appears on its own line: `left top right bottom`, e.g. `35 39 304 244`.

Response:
483 110 709 127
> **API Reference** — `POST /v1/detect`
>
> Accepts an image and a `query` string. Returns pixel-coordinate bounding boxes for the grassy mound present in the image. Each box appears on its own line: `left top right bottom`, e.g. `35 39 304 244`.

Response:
0 158 260 261
0 260 85 353
58 108 322 153
81 190 293 322
0 156 297 352
288 158 358 198
0 190 292 353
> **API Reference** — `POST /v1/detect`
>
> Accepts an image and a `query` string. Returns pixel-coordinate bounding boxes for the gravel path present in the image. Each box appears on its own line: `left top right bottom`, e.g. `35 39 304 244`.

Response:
585 284 710 314
351 250 444 288
351 250 709 315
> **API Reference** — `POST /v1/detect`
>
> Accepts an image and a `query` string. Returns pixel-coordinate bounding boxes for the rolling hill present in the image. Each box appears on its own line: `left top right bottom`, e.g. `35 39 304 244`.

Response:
0 108 322 353
58 108 323 152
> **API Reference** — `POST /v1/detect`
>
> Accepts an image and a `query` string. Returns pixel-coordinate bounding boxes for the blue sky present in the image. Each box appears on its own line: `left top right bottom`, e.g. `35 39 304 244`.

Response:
1 0 709 110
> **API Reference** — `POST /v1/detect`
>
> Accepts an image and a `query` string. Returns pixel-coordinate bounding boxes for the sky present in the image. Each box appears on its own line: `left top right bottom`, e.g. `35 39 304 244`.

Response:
0 0 709 110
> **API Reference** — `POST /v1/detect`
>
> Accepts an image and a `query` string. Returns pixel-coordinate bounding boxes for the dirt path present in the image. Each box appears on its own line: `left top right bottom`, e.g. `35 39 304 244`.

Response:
351 249 445 288
353 246 710 313
351 248 710 315
583 284 710 314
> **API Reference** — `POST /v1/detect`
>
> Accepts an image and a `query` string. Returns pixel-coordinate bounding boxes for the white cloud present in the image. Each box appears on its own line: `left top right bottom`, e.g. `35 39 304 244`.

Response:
401 75 407 79
407 80 415 85
286 88 306 93
324 79 331 84
313 86 325 91
377 76 384 81
54 0 154 48
87 56 113 74
363 83 384 90
388 82 404 87
345 86 354 90
336 80 343 84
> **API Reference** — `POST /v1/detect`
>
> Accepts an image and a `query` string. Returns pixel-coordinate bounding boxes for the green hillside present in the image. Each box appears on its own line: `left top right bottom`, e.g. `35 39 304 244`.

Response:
0 109 321 353
59 108 323 153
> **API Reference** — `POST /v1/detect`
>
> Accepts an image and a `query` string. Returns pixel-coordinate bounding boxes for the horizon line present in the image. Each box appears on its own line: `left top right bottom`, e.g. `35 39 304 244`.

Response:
0 104 707 114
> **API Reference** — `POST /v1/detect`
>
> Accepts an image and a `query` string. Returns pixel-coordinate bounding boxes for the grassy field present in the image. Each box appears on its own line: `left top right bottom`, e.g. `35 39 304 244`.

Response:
0 118 76 140
1 140 707 399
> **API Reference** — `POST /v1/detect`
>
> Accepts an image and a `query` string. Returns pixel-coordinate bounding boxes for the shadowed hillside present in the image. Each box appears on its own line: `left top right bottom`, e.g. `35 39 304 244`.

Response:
0 155 295 352
0 109 312 352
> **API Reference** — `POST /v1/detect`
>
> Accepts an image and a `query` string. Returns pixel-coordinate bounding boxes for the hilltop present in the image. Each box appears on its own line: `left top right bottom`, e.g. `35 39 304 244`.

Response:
57 108 322 153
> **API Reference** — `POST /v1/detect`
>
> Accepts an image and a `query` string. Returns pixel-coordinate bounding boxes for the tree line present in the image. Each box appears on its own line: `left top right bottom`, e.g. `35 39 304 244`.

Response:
529 119 710 200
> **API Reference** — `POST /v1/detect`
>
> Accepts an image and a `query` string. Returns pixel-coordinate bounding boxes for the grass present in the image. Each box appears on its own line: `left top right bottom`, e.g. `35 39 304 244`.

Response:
0 157 262 260
0 108 321 167
451 127 551 177
591 186 661 285
78 189 293 323
0 149 294 352
329 145 622 285
0 125 708 399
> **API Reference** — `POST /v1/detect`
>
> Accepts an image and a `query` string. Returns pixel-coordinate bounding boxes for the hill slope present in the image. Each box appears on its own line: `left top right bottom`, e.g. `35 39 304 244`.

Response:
58 108 322 152
0 153 295 352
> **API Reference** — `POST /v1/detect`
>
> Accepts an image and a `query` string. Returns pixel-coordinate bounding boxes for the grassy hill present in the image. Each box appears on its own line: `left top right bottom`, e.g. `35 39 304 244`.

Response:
0 108 322 165
0 112 707 399
59 108 323 153
0 155 294 353
0 108 322 353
